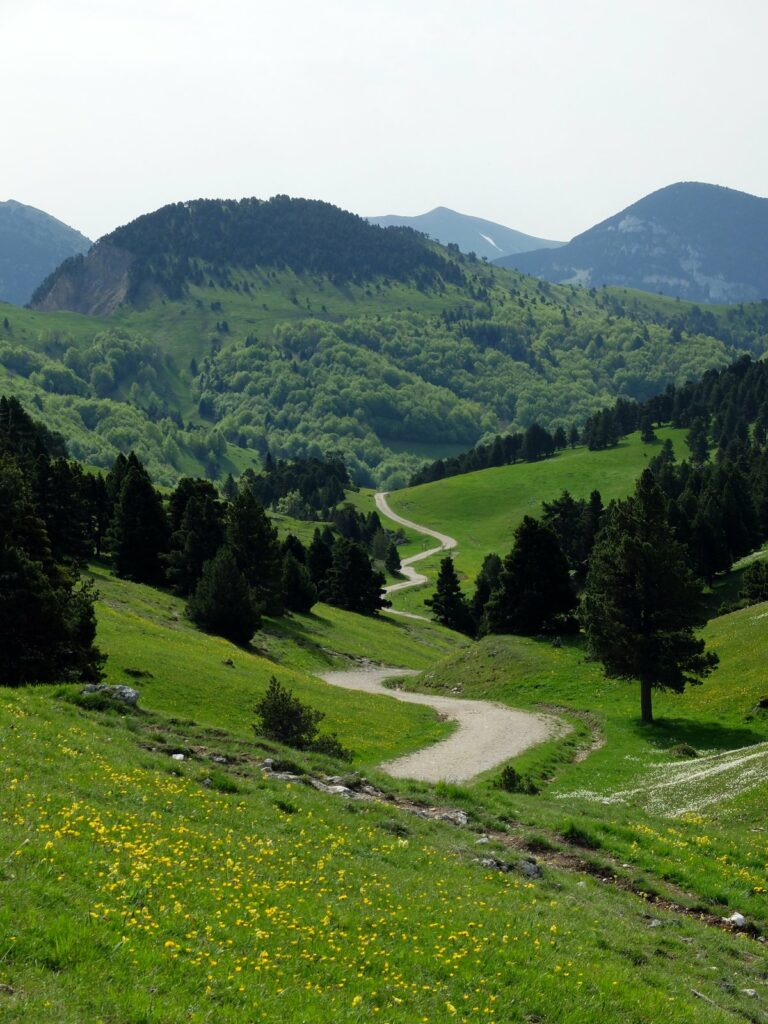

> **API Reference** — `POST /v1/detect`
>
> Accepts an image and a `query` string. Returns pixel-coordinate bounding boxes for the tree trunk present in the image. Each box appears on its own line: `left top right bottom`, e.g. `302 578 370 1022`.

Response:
640 677 654 724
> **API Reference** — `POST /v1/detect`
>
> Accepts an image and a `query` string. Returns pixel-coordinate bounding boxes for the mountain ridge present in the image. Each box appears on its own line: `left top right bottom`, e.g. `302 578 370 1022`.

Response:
0 199 91 306
368 205 564 261
494 181 768 304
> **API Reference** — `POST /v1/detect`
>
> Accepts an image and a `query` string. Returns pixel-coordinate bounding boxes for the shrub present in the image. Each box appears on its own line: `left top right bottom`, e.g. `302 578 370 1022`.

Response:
254 676 324 749
497 765 539 795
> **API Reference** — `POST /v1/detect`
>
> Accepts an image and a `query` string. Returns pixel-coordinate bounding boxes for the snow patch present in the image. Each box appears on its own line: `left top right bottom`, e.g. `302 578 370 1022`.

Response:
479 233 503 253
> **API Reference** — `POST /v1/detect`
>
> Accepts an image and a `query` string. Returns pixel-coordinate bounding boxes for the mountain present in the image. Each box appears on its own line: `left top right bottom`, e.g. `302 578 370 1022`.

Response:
494 182 768 304
32 196 465 315
0 199 91 306
367 207 564 261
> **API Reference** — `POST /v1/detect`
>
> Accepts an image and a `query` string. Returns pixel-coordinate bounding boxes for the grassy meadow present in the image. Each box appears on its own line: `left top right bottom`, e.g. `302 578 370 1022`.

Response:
370 428 688 614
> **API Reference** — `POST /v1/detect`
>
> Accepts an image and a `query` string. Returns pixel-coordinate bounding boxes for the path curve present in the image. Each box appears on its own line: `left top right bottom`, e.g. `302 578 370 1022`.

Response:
375 492 457 620
320 666 567 783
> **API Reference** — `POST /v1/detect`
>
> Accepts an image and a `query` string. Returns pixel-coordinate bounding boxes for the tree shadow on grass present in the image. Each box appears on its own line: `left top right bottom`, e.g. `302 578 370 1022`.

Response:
629 716 767 753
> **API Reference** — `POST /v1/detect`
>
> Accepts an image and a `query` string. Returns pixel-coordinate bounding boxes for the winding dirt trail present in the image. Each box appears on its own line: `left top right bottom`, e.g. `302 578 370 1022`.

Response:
319 496 567 782
320 666 566 783
375 490 457 600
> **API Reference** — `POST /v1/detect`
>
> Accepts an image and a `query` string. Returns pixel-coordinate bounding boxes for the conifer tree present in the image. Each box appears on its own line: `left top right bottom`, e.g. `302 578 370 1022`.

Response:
226 488 284 614
426 557 474 635
109 459 168 584
325 539 388 615
581 470 718 724
281 553 317 613
187 546 260 643
485 517 576 636
0 453 104 685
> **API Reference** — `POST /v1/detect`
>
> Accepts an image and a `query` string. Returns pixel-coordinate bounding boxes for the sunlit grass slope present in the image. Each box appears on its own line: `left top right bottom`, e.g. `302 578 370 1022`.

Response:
93 567 467 766
379 428 687 613
410 600 768 926
1 684 763 1024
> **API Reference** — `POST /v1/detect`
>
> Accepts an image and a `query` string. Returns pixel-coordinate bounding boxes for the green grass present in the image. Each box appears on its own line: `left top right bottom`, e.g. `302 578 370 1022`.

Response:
373 429 688 613
1 684 764 1023
396 601 768 926
92 567 465 767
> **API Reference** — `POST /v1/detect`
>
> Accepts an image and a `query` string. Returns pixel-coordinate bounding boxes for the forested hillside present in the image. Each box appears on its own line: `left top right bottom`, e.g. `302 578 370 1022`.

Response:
1 196 766 487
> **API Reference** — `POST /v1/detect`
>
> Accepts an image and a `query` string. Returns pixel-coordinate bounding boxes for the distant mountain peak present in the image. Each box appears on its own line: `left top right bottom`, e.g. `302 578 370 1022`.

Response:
367 208 564 260
495 181 768 304
0 200 91 306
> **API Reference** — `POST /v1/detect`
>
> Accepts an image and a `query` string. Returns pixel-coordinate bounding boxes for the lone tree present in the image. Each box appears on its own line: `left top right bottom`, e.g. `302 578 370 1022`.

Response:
581 470 718 724
426 557 474 636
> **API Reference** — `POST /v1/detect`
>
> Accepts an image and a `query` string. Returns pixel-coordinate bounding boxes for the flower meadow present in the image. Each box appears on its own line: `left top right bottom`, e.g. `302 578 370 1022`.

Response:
1 691 763 1023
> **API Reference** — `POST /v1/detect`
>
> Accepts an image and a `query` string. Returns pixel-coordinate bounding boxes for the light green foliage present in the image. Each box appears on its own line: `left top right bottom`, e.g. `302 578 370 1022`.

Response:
0 260 759 486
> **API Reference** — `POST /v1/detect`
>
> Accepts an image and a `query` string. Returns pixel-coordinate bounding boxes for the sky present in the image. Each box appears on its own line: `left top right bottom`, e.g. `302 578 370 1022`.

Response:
3 0 766 242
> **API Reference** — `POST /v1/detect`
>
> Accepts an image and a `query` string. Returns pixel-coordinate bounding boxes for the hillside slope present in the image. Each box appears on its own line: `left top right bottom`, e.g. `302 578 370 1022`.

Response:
368 206 564 260
0 199 91 306
496 182 768 304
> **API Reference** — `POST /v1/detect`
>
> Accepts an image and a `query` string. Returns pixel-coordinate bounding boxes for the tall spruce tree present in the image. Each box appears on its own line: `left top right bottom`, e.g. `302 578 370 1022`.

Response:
226 489 284 615
187 546 260 644
581 470 718 724
0 452 104 685
425 557 474 635
325 539 388 615
485 517 576 636
109 457 168 584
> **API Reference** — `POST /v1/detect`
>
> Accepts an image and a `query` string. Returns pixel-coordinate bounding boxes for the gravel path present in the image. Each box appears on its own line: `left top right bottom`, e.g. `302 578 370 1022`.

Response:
375 491 456 600
320 666 567 783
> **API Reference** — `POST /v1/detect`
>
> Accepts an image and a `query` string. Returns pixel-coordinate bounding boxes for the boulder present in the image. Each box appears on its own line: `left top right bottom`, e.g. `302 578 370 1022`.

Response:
82 683 139 706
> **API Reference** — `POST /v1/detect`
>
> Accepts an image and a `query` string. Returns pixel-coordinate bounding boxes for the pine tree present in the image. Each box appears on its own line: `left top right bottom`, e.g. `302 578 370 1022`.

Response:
385 541 401 575
281 553 317 613
109 460 168 584
226 488 284 614
470 552 503 633
325 539 388 615
485 517 576 636
425 557 474 635
581 470 718 724
0 453 104 685
165 493 224 595
187 546 260 644
307 528 334 596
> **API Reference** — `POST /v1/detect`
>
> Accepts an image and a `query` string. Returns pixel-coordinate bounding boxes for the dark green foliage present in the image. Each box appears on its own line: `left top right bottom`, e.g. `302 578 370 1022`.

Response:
281 554 317 614
411 425 554 486
307 529 334 597
242 454 350 519
164 492 224 596
0 451 104 686
187 546 260 644
541 489 604 581
33 196 464 305
581 470 718 723
425 557 474 635
325 538 388 616
471 553 503 633
253 676 323 749
497 765 539 795
108 454 168 584
385 541 401 575
740 560 768 604
225 488 284 614
485 517 577 636
0 394 68 461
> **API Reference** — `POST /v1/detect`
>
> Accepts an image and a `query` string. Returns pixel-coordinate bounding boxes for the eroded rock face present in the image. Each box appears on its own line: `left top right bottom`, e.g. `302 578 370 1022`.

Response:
33 241 133 315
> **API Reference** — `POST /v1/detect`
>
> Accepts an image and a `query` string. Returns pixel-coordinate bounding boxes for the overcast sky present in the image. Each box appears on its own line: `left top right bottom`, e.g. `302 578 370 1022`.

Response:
3 0 766 242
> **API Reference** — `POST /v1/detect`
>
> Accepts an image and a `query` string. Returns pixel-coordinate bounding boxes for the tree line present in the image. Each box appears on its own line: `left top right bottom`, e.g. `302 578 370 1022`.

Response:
0 396 391 683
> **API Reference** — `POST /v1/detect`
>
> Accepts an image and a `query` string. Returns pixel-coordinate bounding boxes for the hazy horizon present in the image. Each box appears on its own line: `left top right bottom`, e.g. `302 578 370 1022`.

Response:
3 0 766 242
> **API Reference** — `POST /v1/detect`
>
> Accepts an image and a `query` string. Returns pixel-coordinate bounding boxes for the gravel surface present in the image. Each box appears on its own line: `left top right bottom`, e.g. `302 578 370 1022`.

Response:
320 666 568 783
